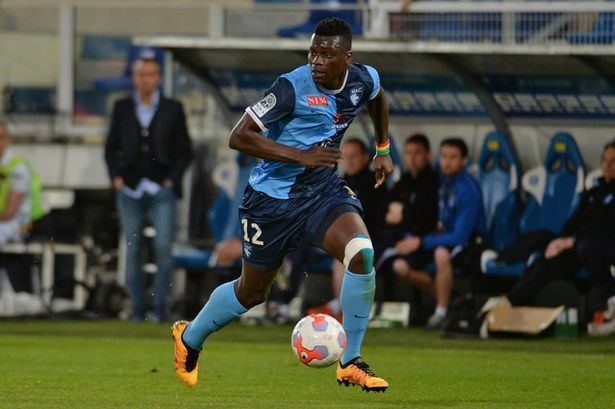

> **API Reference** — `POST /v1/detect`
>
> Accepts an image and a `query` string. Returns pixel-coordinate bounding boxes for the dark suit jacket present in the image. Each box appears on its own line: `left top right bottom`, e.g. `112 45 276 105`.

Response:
104 96 194 198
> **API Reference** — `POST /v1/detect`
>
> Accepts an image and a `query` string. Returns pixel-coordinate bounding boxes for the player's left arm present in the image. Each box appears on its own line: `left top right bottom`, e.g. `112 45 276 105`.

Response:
367 88 394 188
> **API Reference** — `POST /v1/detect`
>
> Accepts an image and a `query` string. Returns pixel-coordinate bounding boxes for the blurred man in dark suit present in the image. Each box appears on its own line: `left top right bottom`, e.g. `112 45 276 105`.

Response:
105 54 193 322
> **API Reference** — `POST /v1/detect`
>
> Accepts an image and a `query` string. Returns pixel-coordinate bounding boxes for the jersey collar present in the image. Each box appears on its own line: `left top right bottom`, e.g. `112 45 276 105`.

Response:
316 69 349 95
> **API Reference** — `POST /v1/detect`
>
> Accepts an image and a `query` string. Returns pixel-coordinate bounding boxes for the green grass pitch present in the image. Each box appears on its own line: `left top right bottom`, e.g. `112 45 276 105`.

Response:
0 320 613 408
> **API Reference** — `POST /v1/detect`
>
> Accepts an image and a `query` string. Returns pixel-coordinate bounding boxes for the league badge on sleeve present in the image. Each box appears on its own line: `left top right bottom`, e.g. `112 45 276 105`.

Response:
252 93 277 117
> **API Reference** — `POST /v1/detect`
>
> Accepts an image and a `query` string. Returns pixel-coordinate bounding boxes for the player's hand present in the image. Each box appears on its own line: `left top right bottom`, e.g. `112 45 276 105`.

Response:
396 236 421 255
113 176 124 190
373 154 394 188
544 237 574 259
298 146 341 169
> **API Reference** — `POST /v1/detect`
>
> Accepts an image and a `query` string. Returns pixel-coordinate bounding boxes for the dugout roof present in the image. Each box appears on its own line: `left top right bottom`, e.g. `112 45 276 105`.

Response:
135 36 615 139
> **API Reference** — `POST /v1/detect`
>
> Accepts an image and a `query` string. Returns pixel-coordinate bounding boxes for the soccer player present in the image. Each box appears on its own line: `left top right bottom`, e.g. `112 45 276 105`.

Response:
173 17 393 392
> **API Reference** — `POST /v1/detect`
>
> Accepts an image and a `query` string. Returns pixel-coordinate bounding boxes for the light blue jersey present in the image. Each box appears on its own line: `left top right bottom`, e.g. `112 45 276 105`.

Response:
245 63 380 199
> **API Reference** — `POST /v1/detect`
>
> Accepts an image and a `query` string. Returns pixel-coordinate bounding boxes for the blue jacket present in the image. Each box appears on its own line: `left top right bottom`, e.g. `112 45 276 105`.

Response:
422 170 488 250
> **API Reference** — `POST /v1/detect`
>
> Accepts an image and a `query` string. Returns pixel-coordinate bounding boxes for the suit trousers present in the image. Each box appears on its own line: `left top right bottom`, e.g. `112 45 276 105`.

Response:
116 187 176 318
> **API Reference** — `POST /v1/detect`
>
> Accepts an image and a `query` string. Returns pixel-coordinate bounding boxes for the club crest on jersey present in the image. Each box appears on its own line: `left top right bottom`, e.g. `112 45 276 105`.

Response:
252 93 277 118
350 87 363 105
307 96 328 106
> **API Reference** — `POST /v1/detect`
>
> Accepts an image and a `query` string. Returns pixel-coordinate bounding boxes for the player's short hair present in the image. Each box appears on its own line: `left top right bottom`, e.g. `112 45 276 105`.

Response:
343 137 368 154
314 17 352 51
440 137 469 158
406 133 430 151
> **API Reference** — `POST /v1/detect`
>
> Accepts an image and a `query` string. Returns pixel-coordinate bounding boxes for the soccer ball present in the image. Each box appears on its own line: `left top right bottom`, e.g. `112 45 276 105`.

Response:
291 313 346 368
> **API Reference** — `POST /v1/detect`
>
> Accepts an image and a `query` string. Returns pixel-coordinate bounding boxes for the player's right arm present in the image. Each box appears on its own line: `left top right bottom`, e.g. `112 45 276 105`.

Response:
229 76 340 168
229 114 340 168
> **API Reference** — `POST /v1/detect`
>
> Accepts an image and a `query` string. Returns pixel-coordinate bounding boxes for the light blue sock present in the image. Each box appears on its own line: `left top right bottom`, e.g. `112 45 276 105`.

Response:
339 268 376 365
182 279 248 350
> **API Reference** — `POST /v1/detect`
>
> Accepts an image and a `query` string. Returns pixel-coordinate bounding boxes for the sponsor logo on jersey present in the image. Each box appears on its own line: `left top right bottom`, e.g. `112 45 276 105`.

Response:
350 86 364 105
251 93 277 118
307 96 328 106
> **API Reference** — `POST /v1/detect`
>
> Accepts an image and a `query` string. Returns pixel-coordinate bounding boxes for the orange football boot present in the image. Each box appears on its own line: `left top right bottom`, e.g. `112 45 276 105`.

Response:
336 358 389 392
172 320 200 387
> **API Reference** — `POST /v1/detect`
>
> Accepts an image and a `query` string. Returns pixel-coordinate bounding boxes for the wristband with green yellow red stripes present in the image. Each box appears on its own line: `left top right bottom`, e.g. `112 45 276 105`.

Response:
375 139 390 156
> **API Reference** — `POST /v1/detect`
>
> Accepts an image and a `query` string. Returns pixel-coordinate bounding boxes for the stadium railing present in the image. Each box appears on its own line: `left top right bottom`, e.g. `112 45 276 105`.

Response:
369 1 615 48
199 0 615 51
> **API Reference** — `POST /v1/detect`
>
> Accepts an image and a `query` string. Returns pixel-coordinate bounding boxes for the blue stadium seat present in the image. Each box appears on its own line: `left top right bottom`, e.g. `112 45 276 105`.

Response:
519 132 585 235
484 132 586 277
173 153 256 269
477 131 522 251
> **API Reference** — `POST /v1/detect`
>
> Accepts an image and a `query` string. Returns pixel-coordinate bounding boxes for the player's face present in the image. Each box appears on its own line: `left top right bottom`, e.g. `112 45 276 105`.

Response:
404 142 430 176
602 147 615 182
308 35 351 90
133 60 161 97
342 141 369 177
439 145 466 178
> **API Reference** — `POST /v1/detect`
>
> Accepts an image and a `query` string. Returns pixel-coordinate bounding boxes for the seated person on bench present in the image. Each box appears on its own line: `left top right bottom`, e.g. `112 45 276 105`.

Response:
506 142 615 336
0 120 35 293
0 121 30 245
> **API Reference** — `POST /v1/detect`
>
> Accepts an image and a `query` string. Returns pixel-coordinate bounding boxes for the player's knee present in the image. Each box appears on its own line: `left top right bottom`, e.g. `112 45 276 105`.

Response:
434 246 451 265
343 235 374 274
348 250 373 274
